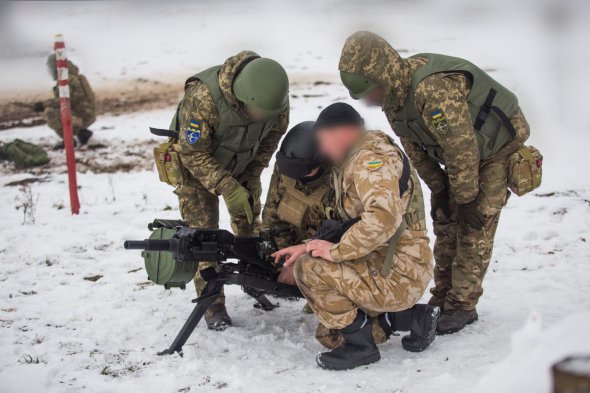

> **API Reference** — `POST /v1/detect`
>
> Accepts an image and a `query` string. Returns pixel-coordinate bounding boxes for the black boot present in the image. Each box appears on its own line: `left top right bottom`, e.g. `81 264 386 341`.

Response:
77 129 93 145
53 139 77 150
204 300 232 331
379 304 441 352
436 309 478 335
316 310 380 370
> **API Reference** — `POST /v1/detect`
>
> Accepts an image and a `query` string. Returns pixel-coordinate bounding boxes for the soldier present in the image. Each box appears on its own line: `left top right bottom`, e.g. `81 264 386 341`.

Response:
274 103 439 370
33 54 96 149
168 51 289 330
261 120 332 251
338 32 531 334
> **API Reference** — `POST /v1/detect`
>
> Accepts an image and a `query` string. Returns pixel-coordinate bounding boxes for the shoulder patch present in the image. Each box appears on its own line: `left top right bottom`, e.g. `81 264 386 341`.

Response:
185 120 201 144
367 160 383 170
431 109 449 135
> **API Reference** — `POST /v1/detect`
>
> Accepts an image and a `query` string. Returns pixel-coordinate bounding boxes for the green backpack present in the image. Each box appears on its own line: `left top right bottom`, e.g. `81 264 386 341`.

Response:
0 139 49 169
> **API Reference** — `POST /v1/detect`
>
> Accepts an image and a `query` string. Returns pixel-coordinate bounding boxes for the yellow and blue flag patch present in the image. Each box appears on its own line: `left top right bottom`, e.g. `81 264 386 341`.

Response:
367 160 383 170
185 119 201 144
431 109 449 135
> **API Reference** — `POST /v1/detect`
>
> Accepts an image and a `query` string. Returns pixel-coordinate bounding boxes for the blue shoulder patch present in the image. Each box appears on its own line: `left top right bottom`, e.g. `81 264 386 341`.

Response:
186 130 201 144
185 119 201 144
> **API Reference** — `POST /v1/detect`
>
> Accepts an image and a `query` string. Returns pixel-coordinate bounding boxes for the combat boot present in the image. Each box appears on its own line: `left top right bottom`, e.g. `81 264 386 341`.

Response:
436 309 478 335
77 129 93 145
379 304 441 352
204 300 232 331
53 139 77 150
316 310 380 371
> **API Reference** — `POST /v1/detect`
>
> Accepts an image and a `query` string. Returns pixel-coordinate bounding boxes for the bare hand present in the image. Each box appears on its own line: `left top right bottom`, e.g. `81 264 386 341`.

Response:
277 266 297 286
271 244 307 268
306 240 334 262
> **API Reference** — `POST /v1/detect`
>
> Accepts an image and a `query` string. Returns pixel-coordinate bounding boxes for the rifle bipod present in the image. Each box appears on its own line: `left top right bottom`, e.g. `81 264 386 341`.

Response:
157 265 296 356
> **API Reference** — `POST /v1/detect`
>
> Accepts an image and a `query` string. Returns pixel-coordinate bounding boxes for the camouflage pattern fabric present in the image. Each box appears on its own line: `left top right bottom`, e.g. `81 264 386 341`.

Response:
43 62 96 138
260 164 332 248
339 31 530 203
175 52 287 296
340 32 531 310
293 131 433 329
429 137 521 311
177 51 289 197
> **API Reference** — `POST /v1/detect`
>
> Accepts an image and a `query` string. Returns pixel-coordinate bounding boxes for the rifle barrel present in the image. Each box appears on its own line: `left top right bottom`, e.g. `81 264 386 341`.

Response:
124 239 172 251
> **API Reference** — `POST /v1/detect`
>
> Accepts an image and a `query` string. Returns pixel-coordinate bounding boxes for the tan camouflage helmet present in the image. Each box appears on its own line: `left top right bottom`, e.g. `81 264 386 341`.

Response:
339 31 410 107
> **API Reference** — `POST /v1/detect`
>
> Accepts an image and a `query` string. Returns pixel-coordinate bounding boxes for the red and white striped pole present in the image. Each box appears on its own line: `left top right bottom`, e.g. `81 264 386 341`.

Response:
54 34 80 215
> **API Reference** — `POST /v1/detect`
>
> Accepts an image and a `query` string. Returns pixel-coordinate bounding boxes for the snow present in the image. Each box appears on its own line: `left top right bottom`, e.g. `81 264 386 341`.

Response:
1 1 590 393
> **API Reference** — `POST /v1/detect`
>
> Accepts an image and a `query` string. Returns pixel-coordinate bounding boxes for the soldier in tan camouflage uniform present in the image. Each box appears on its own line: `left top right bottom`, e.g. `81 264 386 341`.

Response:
274 103 439 370
169 51 289 330
339 31 531 334
34 54 96 149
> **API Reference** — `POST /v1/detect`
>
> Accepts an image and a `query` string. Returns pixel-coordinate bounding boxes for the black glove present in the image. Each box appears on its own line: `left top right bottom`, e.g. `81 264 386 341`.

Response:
430 188 451 220
456 200 486 232
33 102 45 113
313 218 360 243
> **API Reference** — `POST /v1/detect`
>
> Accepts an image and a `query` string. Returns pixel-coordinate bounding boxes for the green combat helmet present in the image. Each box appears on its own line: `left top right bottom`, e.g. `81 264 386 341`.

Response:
46 53 57 80
233 58 289 115
340 70 379 100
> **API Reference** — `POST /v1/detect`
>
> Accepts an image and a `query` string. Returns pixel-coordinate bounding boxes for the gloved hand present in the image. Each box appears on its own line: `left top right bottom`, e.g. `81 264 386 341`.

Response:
430 188 451 220
242 177 262 207
33 102 45 113
456 199 485 232
223 185 254 224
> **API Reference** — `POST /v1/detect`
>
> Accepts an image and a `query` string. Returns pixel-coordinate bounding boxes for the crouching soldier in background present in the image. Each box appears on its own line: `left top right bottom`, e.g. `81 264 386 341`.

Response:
339 32 532 334
157 51 289 330
274 103 439 370
33 54 96 149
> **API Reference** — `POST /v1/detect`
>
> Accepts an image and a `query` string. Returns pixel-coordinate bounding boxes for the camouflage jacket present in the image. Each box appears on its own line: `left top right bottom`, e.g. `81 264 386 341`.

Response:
44 62 96 119
261 164 333 249
340 32 484 204
330 131 423 262
177 51 289 195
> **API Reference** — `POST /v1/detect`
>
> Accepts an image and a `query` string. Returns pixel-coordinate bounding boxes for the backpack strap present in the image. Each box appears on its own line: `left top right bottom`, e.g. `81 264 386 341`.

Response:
380 151 413 276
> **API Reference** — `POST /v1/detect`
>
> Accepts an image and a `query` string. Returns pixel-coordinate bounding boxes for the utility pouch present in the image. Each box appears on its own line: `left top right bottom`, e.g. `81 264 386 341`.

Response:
153 141 185 187
507 145 543 196
277 193 309 228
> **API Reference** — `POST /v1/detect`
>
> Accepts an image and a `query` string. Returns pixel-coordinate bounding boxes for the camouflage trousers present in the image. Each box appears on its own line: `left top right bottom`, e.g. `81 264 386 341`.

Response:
293 235 432 330
44 106 95 138
429 156 510 311
175 182 261 299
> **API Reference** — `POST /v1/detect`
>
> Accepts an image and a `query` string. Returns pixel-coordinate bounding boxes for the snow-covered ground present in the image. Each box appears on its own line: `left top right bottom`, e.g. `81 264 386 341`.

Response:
1 1 590 393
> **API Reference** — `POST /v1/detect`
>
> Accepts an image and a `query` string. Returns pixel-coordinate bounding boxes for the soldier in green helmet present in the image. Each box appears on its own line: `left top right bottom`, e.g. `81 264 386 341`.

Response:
33 54 96 149
161 51 289 330
339 31 531 334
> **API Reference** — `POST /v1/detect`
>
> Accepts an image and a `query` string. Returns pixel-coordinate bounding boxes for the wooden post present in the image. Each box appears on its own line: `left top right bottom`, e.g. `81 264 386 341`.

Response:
553 356 590 393
54 34 80 215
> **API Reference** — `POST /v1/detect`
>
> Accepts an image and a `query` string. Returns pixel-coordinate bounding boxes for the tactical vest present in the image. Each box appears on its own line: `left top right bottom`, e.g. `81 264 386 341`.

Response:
331 135 427 275
276 175 332 231
390 53 519 163
171 65 278 177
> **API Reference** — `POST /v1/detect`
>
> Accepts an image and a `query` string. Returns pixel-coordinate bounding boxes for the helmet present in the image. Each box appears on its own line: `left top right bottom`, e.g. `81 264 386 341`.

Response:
233 58 289 115
340 70 379 100
275 121 321 179
46 54 57 80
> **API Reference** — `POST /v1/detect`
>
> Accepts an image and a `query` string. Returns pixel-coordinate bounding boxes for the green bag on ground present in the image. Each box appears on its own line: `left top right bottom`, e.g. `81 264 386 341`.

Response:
0 139 49 169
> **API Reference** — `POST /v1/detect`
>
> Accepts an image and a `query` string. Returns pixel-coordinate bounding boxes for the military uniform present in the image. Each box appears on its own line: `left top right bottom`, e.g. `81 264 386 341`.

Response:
261 164 332 248
294 131 433 330
43 62 96 138
339 32 530 312
173 51 289 297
